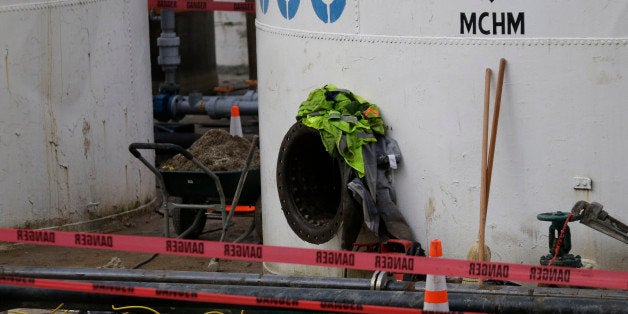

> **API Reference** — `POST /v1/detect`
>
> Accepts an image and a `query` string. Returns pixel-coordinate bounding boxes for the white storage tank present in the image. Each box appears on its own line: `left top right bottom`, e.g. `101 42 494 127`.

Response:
257 0 628 276
0 0 155 228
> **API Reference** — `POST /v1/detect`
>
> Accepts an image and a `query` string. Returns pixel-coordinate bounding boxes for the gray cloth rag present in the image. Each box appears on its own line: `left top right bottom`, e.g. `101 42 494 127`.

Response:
347 135 413 241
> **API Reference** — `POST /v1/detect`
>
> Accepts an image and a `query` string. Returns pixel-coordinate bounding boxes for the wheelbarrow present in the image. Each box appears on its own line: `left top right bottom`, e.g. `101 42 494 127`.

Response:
128 138 261 241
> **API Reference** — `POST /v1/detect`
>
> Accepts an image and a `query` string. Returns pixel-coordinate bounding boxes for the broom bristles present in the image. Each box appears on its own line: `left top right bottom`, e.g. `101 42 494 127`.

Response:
467 240 492 261
462 241 492 285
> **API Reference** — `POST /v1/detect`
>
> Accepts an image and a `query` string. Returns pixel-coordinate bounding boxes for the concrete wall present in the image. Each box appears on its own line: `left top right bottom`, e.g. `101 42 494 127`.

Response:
214 1 250 76
215 10 249 70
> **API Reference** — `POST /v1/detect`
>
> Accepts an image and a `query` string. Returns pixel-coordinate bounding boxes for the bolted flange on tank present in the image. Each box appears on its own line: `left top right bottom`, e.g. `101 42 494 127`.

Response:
276 122 363 250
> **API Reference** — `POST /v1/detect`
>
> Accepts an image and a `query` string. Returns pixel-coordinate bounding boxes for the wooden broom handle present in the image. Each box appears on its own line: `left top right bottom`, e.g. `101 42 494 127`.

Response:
479 68 491 263
486 58 506 197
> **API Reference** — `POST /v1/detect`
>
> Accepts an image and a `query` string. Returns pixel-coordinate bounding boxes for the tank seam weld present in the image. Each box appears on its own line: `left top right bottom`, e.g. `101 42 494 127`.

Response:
0 0 110 13
255 21 628 46
353 0 359 34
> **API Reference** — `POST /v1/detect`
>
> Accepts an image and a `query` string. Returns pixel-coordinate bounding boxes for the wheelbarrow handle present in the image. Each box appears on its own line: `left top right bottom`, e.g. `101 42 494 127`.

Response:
129 142 194 161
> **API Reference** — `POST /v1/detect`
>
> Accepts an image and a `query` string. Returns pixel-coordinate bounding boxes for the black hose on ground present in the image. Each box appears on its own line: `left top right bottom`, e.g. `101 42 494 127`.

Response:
131 208 206 269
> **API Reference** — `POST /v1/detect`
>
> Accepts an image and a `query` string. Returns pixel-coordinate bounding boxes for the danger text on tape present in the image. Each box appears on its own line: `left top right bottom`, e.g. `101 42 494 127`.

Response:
1 228 627 290
147 0 255 13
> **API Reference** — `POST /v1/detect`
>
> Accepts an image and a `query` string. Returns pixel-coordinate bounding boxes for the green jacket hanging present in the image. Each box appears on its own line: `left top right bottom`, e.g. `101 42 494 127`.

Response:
296 84 385 177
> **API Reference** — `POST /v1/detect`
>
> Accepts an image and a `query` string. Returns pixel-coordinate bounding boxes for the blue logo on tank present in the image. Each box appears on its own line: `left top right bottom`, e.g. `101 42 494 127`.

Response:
311 0 345 23
260 0 270 13
278 0 300 20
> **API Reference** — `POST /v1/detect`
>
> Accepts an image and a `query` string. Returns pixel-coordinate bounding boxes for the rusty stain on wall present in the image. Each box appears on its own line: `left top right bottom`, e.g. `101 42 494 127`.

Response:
60 163 70 212
575 189 591 203
82 119 91 158
4 48 8 93
591 55 623 85
44 8 63 213
102 120 107 146
425 196 436 221
520 225 540 240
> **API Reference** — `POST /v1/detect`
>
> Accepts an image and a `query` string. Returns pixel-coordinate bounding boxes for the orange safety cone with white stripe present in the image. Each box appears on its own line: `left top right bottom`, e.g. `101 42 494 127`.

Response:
230 105 243 137
424 239 449 312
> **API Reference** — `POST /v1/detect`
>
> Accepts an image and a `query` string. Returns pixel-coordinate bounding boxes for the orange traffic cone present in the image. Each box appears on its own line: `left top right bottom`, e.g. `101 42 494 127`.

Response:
230 105 243 137
424 239 449 312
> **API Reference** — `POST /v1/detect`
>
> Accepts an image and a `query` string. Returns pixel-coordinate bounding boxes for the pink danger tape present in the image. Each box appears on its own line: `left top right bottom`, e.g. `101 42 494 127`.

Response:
147 0 255 13
0 228 626 290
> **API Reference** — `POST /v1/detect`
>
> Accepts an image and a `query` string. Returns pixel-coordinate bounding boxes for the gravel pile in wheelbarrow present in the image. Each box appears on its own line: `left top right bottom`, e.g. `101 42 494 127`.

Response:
160 129 260 171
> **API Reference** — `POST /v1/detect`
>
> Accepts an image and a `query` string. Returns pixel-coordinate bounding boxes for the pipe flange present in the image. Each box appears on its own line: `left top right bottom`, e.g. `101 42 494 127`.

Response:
370 270 394 290
277 122 345 244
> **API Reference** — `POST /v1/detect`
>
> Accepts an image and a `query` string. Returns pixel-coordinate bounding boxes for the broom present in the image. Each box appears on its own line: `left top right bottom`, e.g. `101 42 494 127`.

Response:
465 59 506 284
486 58 507 206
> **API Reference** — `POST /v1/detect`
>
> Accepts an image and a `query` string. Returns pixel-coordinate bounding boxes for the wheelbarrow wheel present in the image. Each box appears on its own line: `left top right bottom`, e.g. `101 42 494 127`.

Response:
173 208 207 239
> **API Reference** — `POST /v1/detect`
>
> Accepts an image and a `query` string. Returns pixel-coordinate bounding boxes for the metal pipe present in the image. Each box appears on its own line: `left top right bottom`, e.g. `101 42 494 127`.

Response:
0 283 415 312
0 281 419 311
1 277 626 313
4 265 628 296
0 266 366 288
171 90 258 119
2 266 627 313
156 9 180 86
0 285 236 312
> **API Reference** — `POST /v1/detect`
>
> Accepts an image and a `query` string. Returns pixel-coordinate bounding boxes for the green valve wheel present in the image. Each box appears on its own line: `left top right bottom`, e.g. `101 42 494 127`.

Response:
537 211 581 222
